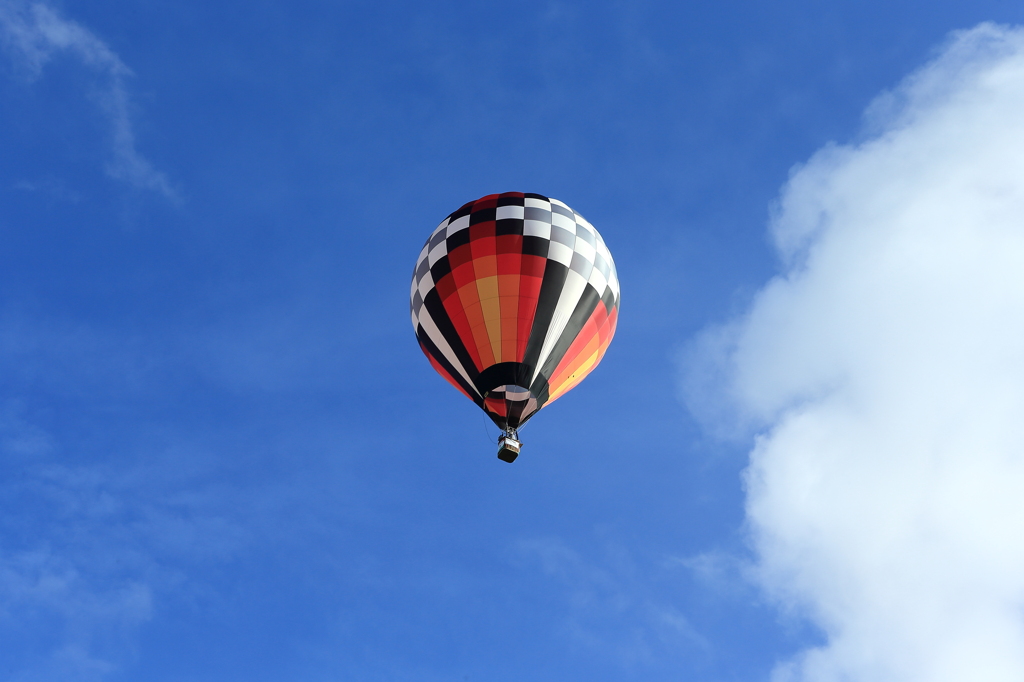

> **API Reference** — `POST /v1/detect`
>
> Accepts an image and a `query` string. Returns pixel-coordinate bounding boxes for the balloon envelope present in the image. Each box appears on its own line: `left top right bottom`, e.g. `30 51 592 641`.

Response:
410 192 619 432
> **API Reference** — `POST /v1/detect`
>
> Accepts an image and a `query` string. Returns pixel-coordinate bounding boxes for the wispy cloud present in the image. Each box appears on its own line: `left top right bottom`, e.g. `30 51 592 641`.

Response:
0 412 251 680
0 0 176 199
0 303 366 680
0 547 153 682
11 177 82 202
516 536 709 665
683 22 1024 682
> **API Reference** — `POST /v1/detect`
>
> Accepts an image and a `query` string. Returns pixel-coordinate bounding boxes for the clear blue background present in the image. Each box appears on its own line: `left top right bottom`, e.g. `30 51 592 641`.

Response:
1 1 1021 680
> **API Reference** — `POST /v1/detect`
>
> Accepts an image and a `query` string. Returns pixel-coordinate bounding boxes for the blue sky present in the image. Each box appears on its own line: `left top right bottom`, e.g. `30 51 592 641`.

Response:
3 2 1024 681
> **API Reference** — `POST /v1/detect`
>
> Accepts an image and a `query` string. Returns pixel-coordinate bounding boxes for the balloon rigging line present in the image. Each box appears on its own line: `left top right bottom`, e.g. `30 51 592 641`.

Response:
480 410 498 444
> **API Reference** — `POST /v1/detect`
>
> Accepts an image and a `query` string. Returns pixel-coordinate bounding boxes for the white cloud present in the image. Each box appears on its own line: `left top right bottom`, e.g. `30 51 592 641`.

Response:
0 0 175 198
683 22 1024 682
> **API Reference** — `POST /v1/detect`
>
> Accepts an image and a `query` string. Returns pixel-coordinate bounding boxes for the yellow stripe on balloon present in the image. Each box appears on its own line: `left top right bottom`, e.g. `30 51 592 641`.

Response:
475 275 502 366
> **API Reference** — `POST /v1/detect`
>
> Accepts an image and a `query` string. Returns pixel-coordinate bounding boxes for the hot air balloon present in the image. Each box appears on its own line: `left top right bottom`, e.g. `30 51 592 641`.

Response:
410 192 619 462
